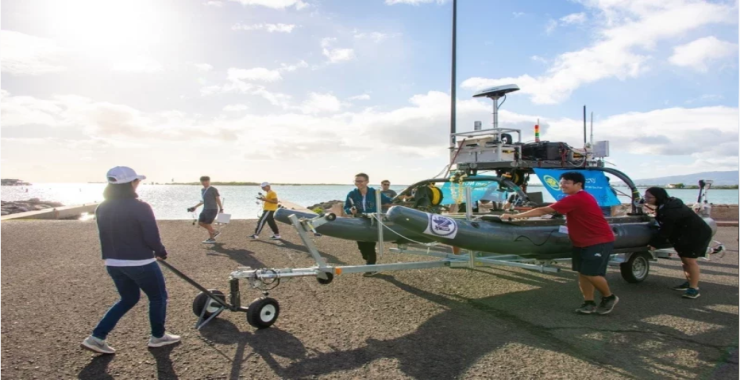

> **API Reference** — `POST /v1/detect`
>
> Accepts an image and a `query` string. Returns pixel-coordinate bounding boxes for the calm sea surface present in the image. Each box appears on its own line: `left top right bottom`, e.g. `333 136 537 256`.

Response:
2 183 737 220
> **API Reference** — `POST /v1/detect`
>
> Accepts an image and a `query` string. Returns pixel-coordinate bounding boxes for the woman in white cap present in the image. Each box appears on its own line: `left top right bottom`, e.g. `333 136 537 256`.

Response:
81 166 180 354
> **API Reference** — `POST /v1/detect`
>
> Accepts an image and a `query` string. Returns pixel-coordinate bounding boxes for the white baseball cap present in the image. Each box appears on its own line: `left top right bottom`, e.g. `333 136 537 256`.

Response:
106 166 146 184
261 182 270 187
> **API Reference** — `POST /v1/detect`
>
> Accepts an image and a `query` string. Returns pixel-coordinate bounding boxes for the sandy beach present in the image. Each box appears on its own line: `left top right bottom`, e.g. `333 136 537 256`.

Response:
1 219 737 379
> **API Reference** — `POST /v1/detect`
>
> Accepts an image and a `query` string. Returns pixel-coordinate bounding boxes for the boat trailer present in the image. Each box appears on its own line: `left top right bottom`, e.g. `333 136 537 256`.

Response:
158 187 729 331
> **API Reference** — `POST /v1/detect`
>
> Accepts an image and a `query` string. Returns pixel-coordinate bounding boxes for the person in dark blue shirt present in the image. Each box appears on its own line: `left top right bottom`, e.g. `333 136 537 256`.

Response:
344 173 392 277
81 166 180 355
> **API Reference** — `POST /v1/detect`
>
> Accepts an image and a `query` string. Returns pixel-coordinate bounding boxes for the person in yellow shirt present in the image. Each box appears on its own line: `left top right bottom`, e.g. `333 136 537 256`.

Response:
250 182 280 240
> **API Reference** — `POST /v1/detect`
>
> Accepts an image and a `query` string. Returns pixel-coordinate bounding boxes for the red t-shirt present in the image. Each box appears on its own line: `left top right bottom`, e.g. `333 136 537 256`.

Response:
550 191 615 247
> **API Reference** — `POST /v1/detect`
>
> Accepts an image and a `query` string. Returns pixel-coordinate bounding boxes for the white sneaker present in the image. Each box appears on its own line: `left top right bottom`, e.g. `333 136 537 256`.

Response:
270 235 281 240
249 234 259 239
81 335 116 354
148 332 181 348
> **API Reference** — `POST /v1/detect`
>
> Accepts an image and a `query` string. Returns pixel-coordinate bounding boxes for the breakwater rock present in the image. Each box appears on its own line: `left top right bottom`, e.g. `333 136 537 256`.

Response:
1 199 64 216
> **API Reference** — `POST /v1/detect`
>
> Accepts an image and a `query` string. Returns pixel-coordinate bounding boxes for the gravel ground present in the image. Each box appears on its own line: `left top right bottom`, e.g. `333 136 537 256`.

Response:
1 219 737 379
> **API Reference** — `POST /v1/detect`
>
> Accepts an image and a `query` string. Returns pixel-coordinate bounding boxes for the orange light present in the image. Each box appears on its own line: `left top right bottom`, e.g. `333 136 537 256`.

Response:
335 268 342 275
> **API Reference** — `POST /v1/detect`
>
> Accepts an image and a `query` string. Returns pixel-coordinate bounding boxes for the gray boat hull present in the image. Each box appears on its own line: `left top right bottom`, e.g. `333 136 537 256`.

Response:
386 206 718 260
274 208 435 244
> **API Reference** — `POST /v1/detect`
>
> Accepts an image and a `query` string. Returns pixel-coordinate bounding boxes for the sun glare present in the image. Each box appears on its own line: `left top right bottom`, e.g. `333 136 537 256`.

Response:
46 0 166 56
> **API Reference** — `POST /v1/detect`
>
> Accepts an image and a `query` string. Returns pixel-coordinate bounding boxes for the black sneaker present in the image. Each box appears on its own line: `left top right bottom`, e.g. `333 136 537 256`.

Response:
596 295 619 315
575 301 597 314
672 281 690 291
682 287 700 299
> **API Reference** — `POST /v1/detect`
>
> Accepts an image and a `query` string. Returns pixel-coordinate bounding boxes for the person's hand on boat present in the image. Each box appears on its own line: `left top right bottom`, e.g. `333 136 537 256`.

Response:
350 206 358 216
498 213 518 221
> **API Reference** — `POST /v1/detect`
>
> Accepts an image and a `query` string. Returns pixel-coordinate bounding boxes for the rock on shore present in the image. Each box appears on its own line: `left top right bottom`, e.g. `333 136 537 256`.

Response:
1 199 64 216
307 200 344 212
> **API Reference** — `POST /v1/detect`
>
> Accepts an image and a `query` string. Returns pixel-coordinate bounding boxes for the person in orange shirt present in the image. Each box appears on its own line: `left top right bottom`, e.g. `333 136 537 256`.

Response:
250 182 280 240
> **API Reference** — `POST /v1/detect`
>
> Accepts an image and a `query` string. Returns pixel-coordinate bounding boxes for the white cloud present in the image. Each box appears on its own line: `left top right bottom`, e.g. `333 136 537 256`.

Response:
1 90 64 127
279 60 309 72
227 67 282 82
195 63 213 72
204 1 223 6
353 31 399 43
530 55 548 64
545 19 559 34
1 31 66 76
231 23 297 33
462 0 736 104
543 106 738 159
299 93 342 114
201 62 306 107
223 104 249 112
513 12 525 18
385 0 446 5
227 0 308 10
251 87 293 109
1 90 230 141
349 94 371 101
668 36 738 72
111 56 163 73
321 38 355 63
560 12 587 25
4 89 736 177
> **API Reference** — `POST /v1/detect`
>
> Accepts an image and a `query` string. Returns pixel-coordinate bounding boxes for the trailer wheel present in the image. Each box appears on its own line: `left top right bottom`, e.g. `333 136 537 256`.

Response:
620 252 650 283
247 297 280 329
317 272 334 285
192 290 226 318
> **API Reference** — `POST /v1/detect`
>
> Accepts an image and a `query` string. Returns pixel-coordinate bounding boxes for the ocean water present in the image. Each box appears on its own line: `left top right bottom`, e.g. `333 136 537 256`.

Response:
2 183 737 220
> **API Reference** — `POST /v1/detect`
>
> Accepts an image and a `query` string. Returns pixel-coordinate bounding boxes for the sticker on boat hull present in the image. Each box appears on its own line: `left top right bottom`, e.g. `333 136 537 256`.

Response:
424 214 458 239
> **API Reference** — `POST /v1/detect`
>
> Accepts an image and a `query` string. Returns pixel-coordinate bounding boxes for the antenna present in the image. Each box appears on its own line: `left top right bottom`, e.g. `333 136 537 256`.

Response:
583 105 587 147
590 112 593 146
449 0 457 150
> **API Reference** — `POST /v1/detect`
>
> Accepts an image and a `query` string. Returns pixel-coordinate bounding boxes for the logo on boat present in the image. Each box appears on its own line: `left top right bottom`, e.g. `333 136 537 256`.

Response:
544 175 560 191
424 214 458 239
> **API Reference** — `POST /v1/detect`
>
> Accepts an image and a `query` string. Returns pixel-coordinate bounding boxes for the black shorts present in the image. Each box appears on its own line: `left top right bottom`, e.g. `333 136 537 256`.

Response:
572 242 614 276
674 239 711 259
199 209 218 224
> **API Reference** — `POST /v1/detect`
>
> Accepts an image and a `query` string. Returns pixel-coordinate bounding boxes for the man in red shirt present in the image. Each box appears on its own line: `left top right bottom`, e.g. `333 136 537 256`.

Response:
500 171 618 315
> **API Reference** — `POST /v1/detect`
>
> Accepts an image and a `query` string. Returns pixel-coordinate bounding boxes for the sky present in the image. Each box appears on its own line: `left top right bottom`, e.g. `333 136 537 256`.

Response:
1 0 738 185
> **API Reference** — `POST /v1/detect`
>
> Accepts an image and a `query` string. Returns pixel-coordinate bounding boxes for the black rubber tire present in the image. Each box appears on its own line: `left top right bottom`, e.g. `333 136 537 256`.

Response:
317 272 334 285
620 252 651 283
247 297 280 329
192 290 226 318
325 213 337 221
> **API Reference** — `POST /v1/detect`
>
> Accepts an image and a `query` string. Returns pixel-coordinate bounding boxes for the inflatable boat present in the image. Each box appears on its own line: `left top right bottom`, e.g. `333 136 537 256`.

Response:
385 205 719 260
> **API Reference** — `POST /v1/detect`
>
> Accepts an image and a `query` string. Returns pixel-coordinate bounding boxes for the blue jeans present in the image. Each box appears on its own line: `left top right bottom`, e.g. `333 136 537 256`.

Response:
92 261 168 339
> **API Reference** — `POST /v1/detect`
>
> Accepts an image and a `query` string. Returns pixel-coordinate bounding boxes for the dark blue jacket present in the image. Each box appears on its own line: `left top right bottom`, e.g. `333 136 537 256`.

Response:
344 187 392 215
96 199 166 260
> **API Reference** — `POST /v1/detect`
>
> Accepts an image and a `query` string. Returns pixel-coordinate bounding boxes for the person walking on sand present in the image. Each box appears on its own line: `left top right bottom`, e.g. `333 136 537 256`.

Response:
81 166 179 355
644 187 712 299
344 173 393 277
500 171 619 315
250 182 280 240
187 176 224 244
